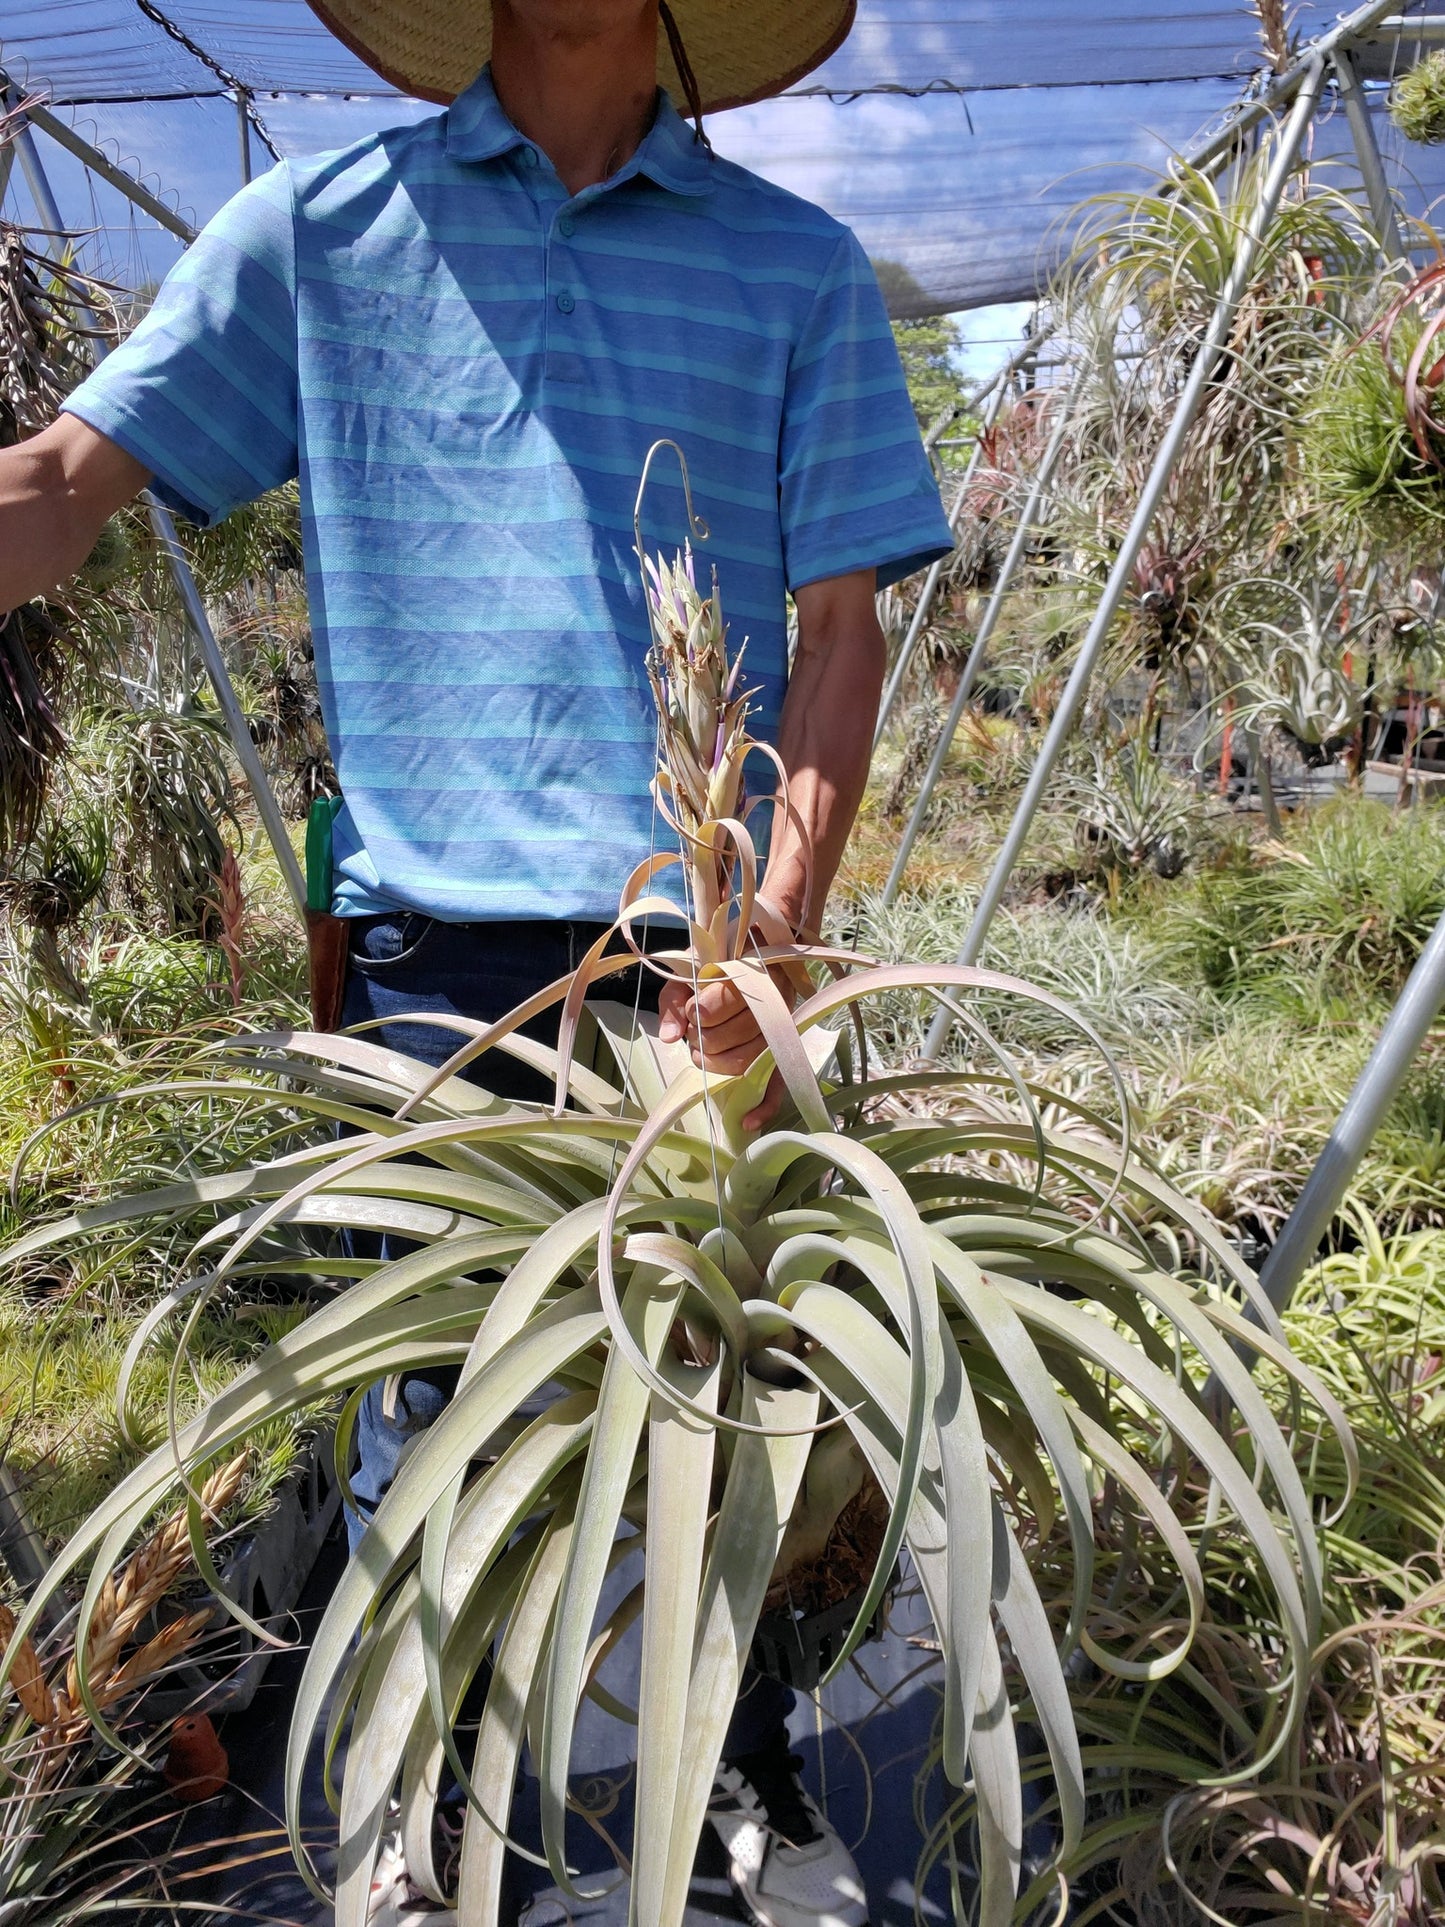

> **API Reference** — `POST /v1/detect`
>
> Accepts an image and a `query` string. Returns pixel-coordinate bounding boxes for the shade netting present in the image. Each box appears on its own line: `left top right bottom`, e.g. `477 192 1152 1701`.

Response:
5 2 1445 312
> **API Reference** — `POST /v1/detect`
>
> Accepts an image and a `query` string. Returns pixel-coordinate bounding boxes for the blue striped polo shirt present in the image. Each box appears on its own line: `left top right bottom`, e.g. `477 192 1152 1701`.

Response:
66 70 953 922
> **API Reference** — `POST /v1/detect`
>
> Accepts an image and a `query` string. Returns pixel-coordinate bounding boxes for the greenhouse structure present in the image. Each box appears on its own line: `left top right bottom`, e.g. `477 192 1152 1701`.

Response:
5 3 1445 1923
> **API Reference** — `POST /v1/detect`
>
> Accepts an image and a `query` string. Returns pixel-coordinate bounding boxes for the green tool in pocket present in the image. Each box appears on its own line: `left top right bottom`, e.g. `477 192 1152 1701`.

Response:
305 793 344 915
303 794 348 1032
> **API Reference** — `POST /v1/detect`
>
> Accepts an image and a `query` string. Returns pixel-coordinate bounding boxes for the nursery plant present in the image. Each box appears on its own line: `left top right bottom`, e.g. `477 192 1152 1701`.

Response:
2 518 1350 1926
0 214 114 854
1060 735 1202 877
1212 576 1365 756
0 1454 249 1924
1072 1215 1445 1924
1389 48 1445 146
1304 257 1445 544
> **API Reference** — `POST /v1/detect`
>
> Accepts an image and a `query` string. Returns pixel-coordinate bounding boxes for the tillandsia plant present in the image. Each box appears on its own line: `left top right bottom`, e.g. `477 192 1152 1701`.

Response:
1306 262 1445 537
1213 575 1367 758
1389 49 1445 146
1060 735 1202 879
0 209 114 855
0 1455 247 1924
2 496 1352 1925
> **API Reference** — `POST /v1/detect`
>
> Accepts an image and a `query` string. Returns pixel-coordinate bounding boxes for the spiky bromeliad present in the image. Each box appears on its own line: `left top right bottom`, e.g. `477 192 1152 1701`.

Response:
2 449 1351 1927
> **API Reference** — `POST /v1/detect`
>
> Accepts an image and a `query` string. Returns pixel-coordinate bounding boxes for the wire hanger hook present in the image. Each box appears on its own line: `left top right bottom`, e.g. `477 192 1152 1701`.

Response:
634 439 711 629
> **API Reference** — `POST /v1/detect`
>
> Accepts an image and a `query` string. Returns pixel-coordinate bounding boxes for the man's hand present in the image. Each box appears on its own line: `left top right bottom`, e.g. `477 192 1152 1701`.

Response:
657 973 788 1131
0 414 150 616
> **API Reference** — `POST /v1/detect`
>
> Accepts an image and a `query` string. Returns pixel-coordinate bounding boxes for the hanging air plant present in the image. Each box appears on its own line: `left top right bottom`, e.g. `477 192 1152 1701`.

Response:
0 213 115 857
1304 264 1445 534
1388 49 1445 146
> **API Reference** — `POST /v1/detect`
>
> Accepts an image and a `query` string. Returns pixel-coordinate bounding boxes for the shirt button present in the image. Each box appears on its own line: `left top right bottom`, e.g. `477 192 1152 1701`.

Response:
555 291 575 314
558 214 575 237
523 145 539 166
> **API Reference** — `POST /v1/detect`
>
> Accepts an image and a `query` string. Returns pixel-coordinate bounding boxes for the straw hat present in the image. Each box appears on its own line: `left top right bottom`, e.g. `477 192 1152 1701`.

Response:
305 0 855 113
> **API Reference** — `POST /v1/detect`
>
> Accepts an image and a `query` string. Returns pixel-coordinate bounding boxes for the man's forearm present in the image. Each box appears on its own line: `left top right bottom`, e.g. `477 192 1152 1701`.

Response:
0 416 150 614
767 570 885 938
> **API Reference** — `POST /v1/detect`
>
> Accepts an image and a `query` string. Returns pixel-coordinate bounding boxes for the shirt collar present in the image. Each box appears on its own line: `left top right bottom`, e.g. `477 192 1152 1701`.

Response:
445 67 714 198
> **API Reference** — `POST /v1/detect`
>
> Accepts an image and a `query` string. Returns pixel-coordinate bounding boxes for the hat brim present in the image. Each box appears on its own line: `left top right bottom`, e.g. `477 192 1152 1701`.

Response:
305 0 854 114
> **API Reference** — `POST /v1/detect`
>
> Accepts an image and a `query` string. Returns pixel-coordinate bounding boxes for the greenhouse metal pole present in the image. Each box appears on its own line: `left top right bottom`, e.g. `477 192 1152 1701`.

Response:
920 59 1327 1062
237 87 253 186
882 378 1080 906
0 1461 64 1631
143 502 307 916
874 385 1007 748
1259 907 1445 1311
875 327 1054 747
10 110 307 919
0 73 197 243
1186 0 1403 174
1333 48 1409 266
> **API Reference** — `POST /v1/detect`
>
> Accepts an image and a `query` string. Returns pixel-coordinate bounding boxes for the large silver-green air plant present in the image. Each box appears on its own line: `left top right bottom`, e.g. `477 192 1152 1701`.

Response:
2 548 1351 1925
1214 577 1366 750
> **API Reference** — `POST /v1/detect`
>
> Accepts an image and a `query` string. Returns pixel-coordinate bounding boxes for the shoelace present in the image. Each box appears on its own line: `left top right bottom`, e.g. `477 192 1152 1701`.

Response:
725 1745 823 1850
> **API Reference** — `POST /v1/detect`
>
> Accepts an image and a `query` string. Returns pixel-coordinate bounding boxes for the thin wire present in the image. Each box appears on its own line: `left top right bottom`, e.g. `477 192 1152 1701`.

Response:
128 0 281 158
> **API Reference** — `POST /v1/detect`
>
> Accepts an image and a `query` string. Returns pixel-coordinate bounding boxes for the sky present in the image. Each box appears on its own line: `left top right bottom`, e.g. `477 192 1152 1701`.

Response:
5 29 1436 359
951 303 1037 383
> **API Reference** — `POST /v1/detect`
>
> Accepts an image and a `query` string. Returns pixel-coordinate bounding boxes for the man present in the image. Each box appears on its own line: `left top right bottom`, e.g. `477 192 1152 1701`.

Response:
0 3 952 1921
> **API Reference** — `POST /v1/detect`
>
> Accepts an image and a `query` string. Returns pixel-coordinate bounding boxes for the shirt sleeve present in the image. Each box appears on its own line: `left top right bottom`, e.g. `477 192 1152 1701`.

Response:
63 164 299 528
779 229 955 594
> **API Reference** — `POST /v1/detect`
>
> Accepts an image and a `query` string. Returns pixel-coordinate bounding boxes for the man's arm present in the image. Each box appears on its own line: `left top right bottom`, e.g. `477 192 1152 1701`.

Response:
761 568 884 941
0 415 150 613
657 567 884 1124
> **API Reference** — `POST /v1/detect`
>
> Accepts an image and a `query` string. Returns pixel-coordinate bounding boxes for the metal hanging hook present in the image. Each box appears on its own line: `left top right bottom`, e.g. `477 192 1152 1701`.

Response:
633 439 710 622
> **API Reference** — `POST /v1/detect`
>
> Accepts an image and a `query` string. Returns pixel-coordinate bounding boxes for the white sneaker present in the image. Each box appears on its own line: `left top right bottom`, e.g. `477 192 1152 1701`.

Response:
366 1834 455 1927
709 1742 868 1927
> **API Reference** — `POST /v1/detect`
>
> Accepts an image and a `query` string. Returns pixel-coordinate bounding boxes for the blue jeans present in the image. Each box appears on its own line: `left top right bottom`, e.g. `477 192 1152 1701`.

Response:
342 913 793 1760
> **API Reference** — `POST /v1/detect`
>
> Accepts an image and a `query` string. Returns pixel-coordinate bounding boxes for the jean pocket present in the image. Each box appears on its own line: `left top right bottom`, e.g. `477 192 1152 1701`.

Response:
350 913 436 973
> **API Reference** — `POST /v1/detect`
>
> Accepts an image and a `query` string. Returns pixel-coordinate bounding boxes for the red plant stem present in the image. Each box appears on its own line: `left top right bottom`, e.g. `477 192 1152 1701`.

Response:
1218 694 1234 799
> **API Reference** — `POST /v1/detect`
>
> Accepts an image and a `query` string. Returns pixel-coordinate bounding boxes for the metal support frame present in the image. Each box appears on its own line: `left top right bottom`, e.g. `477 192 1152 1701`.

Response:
143 496 307 914
1334 46 1409 266
236 86 253 186
1369 14 1445 40
10 106 307 917
922 322 1050 457
0 73 197 243
920 58 1328 1061
0 1459 66 1631
875 383 1007 747
874 327 1055 747
1183 0 1404 174
882 376 1080 905
1258 906 1445 1309
878 3 1402 884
